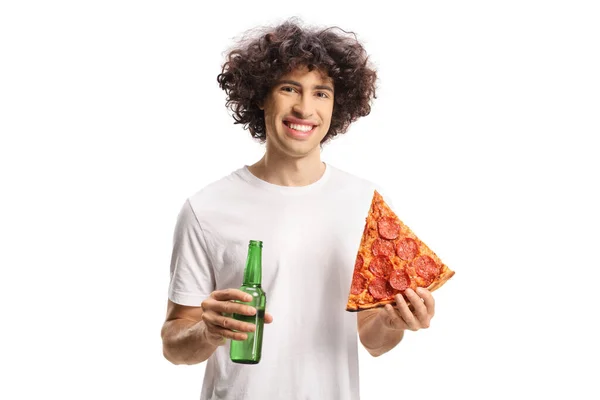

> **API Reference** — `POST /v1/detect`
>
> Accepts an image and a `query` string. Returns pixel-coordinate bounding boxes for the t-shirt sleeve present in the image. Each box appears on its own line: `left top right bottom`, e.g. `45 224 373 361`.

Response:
167 199 216 306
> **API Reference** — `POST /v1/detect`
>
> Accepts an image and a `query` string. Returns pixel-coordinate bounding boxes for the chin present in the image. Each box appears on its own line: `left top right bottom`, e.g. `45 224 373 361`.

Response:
279 142 319 158
283 147 315 158
267 131 325 158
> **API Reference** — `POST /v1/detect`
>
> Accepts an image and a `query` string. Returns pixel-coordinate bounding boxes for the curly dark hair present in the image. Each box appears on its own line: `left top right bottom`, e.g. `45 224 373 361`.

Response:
216 18 377 144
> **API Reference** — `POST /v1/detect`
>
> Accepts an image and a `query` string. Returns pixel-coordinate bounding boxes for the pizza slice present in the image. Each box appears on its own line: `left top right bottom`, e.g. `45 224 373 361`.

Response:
346 190 455 312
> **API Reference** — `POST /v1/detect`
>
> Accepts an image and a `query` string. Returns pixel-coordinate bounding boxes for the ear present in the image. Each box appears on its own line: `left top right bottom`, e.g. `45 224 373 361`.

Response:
256 93 270 111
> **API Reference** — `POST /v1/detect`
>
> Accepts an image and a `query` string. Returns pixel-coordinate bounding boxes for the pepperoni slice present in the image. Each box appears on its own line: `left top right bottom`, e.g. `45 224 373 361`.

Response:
368 277 395 299
368 256 394 278
354 254 364 271
351 273 367 295
396 238 419 261
389 269 410 291
412 255 441 285
378 217 400 240
372 238 394 257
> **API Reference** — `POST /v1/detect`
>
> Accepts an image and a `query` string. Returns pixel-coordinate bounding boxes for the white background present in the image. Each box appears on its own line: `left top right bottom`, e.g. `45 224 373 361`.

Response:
1 1 599 399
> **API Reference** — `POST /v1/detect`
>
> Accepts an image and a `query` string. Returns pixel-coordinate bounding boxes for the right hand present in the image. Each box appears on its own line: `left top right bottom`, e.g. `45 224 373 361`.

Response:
200 288 273 346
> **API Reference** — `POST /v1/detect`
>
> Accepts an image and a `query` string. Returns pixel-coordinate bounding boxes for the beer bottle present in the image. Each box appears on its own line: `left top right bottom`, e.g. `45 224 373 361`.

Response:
230 240 266 364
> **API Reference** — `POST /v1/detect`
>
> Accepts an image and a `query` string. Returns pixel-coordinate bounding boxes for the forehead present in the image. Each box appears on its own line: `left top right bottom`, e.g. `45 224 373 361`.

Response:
277 65 333 86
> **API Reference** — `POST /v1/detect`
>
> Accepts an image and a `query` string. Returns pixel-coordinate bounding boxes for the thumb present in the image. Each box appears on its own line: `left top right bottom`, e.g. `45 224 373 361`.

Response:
264 312 274 324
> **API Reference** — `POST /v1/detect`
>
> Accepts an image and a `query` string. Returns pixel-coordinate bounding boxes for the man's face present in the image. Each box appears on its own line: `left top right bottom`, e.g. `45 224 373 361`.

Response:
261 66 334 159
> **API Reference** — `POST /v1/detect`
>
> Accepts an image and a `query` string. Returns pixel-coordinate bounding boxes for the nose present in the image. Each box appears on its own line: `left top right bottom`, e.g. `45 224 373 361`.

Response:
292 94 314 118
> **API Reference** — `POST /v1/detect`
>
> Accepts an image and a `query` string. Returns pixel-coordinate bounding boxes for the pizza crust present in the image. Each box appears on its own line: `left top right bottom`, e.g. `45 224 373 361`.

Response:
346 299 395 312
426 265 455 292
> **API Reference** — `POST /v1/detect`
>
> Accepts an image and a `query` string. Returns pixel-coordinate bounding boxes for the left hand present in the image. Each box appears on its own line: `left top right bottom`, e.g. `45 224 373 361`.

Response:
378 287 435 331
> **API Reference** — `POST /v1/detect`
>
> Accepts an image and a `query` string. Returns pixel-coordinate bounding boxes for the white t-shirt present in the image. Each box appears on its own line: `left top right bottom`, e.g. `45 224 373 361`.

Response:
168 163 387 400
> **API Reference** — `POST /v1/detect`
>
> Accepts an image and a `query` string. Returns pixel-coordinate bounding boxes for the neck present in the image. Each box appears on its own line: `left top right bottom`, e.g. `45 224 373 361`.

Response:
248 143 326 187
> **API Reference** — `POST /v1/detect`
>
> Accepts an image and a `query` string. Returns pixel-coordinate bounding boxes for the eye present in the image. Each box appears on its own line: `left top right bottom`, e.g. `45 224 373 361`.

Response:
316 92 330 99
281 86 297 93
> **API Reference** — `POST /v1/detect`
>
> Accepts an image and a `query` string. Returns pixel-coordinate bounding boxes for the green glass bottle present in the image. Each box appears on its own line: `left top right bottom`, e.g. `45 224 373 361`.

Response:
230 240 266 364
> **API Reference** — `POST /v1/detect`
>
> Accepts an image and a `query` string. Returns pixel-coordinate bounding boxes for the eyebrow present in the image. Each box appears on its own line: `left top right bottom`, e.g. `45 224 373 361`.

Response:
277 79 334 93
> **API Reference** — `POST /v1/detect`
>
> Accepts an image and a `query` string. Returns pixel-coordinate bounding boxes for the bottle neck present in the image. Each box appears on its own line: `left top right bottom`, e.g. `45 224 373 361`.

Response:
243 242 262 285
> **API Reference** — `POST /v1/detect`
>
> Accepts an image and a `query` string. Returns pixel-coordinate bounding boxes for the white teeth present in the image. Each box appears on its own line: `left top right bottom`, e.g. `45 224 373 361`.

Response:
288 123 314 132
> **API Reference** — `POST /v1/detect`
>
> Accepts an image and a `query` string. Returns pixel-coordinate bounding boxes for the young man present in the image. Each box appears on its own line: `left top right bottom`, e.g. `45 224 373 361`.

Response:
161 19 436 399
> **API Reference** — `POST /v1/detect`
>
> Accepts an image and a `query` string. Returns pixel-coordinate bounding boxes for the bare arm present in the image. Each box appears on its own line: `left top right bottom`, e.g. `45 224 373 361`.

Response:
358 288 435 357
161 300 221 365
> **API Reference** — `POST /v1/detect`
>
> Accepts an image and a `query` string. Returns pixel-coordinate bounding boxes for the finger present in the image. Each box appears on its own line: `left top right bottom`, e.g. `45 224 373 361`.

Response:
394 293 420 330
203 323 228 346
206 321 248 341
405 288 429 325
212 300 257 317
384 304 405 330
202 310 257 333
416 287 435 318
202 296 257 316
264 312 274 324
211 289 253 303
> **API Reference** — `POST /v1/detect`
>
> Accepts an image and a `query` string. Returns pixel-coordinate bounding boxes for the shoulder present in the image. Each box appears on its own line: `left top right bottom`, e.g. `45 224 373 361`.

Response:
328 164 370 184
327 164 384 193
188 167 247 203
327 163 396 206
177 167 248 220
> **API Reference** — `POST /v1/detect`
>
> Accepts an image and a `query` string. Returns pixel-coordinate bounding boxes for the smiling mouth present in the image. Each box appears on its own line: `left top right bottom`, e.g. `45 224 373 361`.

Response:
283 121 317 134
